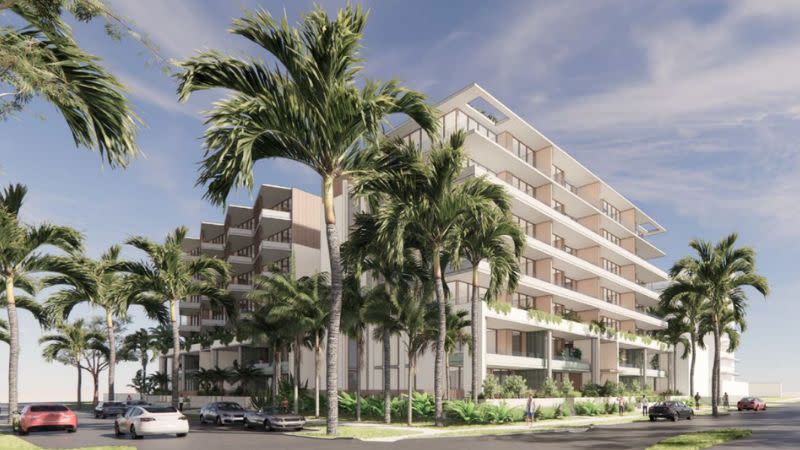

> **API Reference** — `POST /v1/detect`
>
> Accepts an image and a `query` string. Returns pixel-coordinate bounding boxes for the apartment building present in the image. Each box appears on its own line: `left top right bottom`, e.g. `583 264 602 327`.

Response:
325 84 676 396
162 184 323 393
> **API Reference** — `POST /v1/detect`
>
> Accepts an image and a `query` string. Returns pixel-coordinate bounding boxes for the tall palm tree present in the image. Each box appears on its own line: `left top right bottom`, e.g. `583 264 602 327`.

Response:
443 306 471 400
208 365 233 394
351 132 510 425
364 281 403 424
148 324 175 356
341 274 368 421
148 371 170 395
666 234 768 416
175 5 437 434
0 183 85 421
46 246 168 400
121 226 234 408
39 318 104 407
453 207 523 402
121 328 160 399
230 364 263 395
658 287 705 398
653 303 691 394
1 1 139 167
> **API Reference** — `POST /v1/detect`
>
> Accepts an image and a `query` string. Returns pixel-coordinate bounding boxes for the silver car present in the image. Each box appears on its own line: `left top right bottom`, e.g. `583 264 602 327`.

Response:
199 401 246 425
243 406 305 431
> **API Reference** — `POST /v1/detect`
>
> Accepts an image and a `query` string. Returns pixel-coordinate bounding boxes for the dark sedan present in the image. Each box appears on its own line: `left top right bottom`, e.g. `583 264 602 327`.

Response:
200 401 246 425
94 401 127 418
649 401 694 422
243 406 306 431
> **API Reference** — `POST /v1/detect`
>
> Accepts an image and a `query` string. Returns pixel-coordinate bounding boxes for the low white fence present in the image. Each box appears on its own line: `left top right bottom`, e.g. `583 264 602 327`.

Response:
108 394 254 411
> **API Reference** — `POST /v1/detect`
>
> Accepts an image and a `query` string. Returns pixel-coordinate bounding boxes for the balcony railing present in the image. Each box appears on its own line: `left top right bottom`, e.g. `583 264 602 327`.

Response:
268 197 292 213
265 227 292 244
205 234 225 245
232 216 257 230
231 272 252 285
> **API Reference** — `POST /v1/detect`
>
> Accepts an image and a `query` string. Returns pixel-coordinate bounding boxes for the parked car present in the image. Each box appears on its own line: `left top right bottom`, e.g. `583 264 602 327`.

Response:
15 404 77 435
737 397 767 411
200 401 247 425
114 405 189 439
649 401 694 422
125 399 151 407
94 401 127 419
243 406 306 431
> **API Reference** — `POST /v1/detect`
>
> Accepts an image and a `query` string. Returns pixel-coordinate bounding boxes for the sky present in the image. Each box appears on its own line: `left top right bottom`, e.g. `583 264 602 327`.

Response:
2 0 799 401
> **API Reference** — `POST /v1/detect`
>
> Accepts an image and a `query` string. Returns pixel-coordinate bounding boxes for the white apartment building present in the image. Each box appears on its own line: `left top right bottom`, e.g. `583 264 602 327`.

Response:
166 84 745 400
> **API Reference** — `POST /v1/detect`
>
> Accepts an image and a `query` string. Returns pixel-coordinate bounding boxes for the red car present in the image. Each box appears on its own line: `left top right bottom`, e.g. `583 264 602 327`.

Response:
737 397 767 411
16 404 78 435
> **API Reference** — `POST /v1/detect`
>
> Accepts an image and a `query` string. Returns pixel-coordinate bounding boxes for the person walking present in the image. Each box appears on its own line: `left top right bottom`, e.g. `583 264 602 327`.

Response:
525 394 535 427
641 395 649 416
694 392 701 408
618 396 624 416
723 392 730 410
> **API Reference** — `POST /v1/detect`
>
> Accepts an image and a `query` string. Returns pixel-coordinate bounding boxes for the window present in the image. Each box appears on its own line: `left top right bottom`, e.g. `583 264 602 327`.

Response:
601 316 620 331
552 234 576 255
601 228 621 246
601 200 621 223
602 258 621 275
511 331 522 356
512 215 536 238
510 137 536 166
602 287 620 305
499 171 536 198
446 281 486 305
552 166 578 194
511 292 536 310
486 329 497 354
552 268 575 290
519 256 536 277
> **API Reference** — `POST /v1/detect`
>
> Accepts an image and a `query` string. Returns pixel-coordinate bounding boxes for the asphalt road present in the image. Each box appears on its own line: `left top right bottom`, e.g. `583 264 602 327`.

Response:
15 403 800 450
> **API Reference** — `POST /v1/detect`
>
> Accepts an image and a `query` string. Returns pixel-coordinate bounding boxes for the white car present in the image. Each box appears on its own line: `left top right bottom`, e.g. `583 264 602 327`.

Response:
114 405 189 439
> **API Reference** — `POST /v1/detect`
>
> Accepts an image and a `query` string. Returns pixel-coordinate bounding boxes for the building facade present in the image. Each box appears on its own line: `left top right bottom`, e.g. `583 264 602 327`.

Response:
165 84 745 400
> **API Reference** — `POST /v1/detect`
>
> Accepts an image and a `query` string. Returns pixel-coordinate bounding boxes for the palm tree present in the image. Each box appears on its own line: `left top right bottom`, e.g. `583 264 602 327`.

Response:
0 318 8 343
175 5 437 434
397 283 435 426
46 246 167 400
658 288 704 398
121 328 160 399
364 281 403 424
351 132 510 425
39 318 105 407
121 226 234 408
230 364 264 395
148 371 170 395
192 368 214 394
341 274 368 421
453 207 523 401
208 365 233 394
148 324 175 356
443 306 471 400
666 234 768 416
1 1 139 167
0 183 85 421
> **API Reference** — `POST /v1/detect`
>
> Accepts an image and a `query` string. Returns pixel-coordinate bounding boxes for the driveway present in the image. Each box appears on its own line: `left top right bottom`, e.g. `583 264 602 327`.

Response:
15 403 800 450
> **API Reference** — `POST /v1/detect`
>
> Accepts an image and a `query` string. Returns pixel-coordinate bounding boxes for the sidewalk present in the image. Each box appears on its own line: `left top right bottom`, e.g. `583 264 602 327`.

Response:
335 413 647 442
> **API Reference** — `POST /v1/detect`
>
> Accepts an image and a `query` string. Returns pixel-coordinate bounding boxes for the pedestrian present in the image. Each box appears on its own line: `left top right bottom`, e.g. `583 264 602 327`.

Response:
280 397 289 413
618 396 624 416
723 392 729 410
694 392 701 408
525 394 535 427
641 395 649 416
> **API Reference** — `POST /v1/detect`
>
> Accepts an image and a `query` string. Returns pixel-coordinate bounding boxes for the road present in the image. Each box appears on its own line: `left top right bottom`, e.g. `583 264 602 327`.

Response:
15 403 800 450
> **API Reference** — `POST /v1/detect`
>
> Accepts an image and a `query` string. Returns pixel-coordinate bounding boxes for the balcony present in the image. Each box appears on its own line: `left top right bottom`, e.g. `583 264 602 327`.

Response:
229 272 253 292
551 356 590 372
618 364 641 376
228 217 257 241
227 245 255 268
485 352 546 370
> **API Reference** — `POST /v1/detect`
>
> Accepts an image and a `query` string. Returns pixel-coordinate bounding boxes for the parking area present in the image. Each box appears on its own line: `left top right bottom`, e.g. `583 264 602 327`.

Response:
14 403 800 450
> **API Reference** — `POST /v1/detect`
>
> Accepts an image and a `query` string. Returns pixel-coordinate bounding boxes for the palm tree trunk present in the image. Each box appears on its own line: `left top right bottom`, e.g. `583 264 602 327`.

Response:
470 266 479 403
141 356 148 399
445 353 450 400
712 325 721 416
6 277 19 424
323 177 343 435
383 328 391 424
407 353 415 426
76 364 82 407
92 371 100 405
106 312 116 401
432 249 446 427
170 299 181 408
689 334 697 401
356 331 363 422
315 335 321 418
272 346 281 405
294 336 302 414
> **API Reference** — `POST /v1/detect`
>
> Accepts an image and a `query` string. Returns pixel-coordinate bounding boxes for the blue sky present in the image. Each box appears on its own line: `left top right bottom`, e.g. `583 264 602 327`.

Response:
2 0 799 401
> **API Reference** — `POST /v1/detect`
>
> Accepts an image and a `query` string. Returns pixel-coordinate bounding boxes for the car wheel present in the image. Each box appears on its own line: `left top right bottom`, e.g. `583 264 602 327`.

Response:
737 407 742 411
296 427 303 431
114 423 122 437
649 416 655 422
18 427 28 436
199 414 206 424
130 425 142 440
687 414 692 420
67 426 76 433
243 418 249 429
177 433 188 437
215 415 222 426
264 420 273 432
670 415 677 422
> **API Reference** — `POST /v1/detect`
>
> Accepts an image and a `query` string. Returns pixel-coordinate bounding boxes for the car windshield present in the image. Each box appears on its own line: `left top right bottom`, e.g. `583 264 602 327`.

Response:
218 402 243 410
30 405 68 412
260 407 283 415
143 406 178 414
105 402 124 407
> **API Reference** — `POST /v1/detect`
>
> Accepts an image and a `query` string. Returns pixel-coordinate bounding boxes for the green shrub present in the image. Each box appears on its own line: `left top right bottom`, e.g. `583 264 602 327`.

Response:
624 399 635 412
338 391 356 416
555 403 568 418
601 380 625 397
411 392 435 419
535 406 556 420
445 400 484 424
503 375 528 398
540 377 559 397
483 403 519 424
560 379 576 397
581 383 602 397
482 374 501 399
574 401 604 416
605 401 618 415
250 391 272 410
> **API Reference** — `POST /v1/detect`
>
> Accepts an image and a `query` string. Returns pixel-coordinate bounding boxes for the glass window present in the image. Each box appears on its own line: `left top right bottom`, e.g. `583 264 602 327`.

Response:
486 329 497 354
511 331 522 355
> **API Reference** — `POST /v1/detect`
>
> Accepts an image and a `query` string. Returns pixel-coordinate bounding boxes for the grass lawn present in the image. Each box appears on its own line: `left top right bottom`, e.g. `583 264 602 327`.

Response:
0 434 134 450
288 425 424 440
645 428 752 450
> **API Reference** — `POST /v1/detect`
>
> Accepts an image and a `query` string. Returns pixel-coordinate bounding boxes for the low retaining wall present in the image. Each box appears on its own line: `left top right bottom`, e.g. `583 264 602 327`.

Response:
108 394 254 410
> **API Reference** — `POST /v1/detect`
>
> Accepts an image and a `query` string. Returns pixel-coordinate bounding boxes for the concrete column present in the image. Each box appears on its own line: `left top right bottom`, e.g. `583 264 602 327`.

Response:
591 338 600 384
545 330 553 379
641 348 648 388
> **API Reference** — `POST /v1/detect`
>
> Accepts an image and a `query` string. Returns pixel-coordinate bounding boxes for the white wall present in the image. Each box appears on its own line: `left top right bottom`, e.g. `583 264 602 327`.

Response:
748 383 780 398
